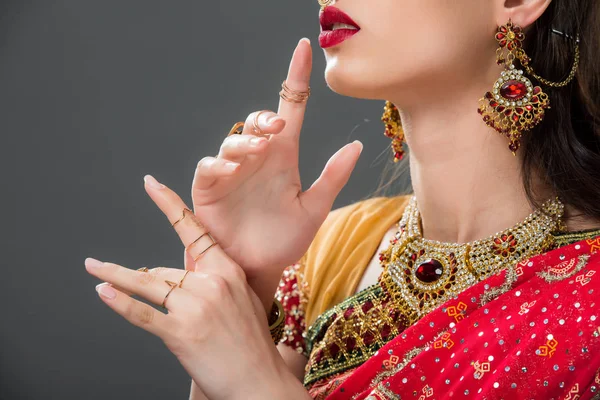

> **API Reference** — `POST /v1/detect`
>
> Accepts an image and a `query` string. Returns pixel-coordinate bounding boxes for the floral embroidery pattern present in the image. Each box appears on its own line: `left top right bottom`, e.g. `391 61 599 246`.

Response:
275 263 309 355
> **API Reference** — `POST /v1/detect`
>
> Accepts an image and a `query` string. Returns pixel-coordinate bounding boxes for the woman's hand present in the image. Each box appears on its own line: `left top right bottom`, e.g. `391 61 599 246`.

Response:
85 177 310 400
190 38 363 287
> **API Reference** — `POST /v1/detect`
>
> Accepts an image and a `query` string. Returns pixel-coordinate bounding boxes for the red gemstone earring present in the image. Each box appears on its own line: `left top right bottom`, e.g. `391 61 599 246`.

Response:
478 18 580 154
382 100 405 162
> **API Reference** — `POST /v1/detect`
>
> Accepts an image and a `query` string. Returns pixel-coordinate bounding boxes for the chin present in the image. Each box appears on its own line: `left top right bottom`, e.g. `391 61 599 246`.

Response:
323 60 387 100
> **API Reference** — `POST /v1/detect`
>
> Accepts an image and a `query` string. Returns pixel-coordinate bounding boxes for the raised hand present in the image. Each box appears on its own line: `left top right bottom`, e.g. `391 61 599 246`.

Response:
85 177 310 400
190 38 363 290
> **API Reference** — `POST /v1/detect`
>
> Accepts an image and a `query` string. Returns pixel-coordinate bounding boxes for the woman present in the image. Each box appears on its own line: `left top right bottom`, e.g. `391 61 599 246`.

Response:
85 0 600 398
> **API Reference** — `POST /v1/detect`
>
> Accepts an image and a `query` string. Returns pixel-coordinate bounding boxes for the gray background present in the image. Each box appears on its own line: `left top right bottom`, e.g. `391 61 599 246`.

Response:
1 1 406 399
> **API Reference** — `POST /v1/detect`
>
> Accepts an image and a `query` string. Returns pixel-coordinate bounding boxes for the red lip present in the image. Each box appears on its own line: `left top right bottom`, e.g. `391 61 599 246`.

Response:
318 6 360 48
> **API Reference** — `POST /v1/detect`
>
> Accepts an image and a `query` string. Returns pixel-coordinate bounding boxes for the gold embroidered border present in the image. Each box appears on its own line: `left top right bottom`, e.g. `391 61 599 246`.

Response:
372 383 402 400
351 329 448 400
552 229 600 248
536 254 591 283
479 262 519 306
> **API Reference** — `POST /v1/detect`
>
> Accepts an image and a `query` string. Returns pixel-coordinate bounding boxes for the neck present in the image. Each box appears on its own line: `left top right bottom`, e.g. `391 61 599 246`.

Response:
394 85 548 244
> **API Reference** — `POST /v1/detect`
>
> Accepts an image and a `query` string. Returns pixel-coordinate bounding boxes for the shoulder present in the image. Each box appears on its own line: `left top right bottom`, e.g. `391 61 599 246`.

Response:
300 194 411 325
326 195 410 223
305 195 411 259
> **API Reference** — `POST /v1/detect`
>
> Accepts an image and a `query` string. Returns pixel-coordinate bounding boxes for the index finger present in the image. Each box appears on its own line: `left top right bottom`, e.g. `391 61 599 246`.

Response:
277 37 312 141
142 175 234 276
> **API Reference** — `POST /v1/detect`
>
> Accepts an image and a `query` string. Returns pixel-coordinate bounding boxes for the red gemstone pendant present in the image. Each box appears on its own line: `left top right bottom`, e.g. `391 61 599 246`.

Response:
415 259 444 283
500 80 527 100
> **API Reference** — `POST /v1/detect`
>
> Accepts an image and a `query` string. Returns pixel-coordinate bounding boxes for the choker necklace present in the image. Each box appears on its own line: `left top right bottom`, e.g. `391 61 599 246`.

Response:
378 195 565 323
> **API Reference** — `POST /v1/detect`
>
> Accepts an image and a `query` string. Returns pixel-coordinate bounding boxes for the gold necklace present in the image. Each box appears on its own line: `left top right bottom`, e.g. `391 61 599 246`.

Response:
378 195 564 324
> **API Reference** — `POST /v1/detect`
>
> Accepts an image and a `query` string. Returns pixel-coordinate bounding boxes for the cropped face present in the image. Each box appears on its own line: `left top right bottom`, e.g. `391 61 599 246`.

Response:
318 0 500 103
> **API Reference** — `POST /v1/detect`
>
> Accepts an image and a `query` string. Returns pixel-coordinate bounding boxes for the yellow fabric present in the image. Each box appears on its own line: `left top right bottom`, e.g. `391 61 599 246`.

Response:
301 195 411 327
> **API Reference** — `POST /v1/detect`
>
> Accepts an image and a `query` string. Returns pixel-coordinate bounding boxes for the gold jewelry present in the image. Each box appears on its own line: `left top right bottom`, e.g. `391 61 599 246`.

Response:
191 232 218 262
378 195 564 324
137 267 149 273
171 207 218 261
162 280 178 308
172 208 194 228
252 110 269 135
227 121 245 137
478 19 580 154
318 0 333 10
382 100 405 163
279 80 310 103
268 298 285 345
178 270 191 288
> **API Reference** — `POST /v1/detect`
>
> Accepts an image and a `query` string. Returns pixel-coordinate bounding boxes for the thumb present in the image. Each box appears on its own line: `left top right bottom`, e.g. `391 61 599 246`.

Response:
299 140 363 222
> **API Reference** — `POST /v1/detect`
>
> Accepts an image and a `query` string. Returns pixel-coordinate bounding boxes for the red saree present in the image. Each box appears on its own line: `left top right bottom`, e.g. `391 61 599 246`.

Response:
325 235 600 399
275 196 600 399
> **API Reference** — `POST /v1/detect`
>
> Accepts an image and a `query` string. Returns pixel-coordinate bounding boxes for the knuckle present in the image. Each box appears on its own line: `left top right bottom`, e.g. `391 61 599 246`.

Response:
137 270 157 286
197 157 215 170
221 135 241 151
206 274 229 298
245 112 257 124
124 299 155 326
124 297 137 320
230 265 247 283
182 271 200 288
136 304 155 326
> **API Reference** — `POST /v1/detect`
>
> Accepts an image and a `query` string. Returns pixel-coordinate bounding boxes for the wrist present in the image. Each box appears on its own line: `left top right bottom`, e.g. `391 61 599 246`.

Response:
247 272 284 315
232 358 310 400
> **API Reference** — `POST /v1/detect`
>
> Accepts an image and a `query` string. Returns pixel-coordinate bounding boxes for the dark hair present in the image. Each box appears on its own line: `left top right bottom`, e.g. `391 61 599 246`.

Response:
371 0 600 222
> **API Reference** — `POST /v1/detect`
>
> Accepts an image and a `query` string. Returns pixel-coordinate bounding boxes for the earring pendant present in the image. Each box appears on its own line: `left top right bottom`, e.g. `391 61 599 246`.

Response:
478 19 550 154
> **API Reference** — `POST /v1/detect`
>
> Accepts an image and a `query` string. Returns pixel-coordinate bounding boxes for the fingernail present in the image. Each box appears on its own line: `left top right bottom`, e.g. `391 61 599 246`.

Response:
224 161 240 171
300 37 311 45
85 257 105 269
250 137 267 147
144 175 165 189
353 140 364 154
96 283 116 299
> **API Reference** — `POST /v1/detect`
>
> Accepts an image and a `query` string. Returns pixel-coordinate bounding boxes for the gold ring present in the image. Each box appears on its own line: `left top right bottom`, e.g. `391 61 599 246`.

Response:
178 270 191 288
185 230 219 262
162 280 178 308
228 121 245 137
252 110 270 135
185 231 213 252
279 80 310 103
193 233 218 262
137 267 149 273
172 208 194 228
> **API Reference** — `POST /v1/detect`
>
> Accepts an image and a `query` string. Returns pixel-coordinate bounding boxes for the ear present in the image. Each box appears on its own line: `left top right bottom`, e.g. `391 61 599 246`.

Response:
495 0 552 29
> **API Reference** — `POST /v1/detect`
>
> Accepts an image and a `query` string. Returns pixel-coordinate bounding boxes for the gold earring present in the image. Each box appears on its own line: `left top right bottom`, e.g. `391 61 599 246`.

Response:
318 0 333 10
382 100 405 162
478 18 580 154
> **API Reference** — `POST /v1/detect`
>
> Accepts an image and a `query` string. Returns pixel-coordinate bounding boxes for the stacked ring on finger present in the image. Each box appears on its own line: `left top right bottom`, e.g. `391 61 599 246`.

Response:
172 208 219 262
279 80 310 103
225 110 272 138
137 267 192 308
252 110 270 136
